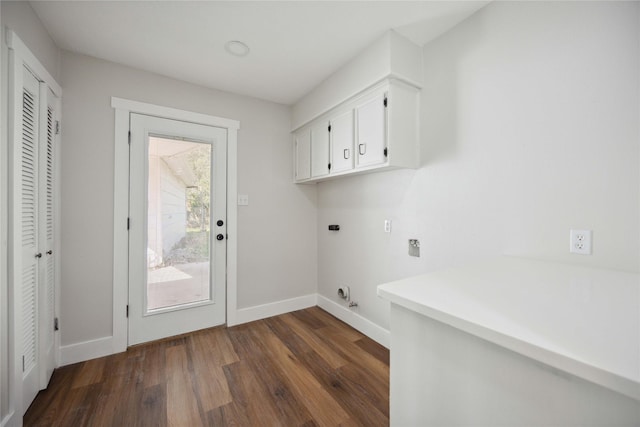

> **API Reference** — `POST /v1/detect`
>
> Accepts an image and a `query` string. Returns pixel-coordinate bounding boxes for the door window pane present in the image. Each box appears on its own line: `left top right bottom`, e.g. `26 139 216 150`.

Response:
146 136 212 311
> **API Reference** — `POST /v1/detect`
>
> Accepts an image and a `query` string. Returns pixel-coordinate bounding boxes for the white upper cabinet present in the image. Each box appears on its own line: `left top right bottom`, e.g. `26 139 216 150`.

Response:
294 128 311 181
293 79 419 183
291 31 421 183
329 110 354 174
310 121 330 178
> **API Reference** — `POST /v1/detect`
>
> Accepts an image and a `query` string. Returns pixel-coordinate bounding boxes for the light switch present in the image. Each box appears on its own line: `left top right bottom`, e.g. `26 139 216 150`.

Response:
238 194 249 206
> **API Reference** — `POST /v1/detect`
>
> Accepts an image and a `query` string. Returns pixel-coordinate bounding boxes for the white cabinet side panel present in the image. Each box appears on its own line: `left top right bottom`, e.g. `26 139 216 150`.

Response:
311 122 330 178
294 130 311 181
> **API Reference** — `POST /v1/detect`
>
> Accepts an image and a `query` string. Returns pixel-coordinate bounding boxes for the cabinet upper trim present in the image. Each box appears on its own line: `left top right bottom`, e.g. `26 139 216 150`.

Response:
291 75 417 133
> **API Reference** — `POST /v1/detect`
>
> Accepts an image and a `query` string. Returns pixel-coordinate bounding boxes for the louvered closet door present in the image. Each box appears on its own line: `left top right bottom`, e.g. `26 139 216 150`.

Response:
20 66 41 410
38 86 59 388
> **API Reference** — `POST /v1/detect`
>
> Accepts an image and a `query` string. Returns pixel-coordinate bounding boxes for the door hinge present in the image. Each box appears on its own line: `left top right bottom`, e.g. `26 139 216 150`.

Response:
22 356 25 372
55 120 61 135
127 217 130 230
128 131 131 144
384 147 388 157
328 163 331 170
328 124 332 132
126 305 129 318
384 97 388 108
54 317 59 331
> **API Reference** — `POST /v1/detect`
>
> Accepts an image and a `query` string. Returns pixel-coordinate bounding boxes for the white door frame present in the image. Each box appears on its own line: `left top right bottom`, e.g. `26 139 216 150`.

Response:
111 97 239 353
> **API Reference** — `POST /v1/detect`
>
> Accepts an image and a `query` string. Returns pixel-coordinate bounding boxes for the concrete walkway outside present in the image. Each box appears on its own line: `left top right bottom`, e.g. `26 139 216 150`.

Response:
147 262 210 310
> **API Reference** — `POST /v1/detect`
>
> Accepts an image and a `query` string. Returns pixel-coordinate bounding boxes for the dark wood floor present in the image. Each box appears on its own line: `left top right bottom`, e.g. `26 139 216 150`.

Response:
24 307 390 426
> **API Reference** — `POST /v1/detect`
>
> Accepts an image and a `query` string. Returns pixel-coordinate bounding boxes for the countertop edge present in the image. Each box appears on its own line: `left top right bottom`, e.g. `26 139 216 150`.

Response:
377 285 640 402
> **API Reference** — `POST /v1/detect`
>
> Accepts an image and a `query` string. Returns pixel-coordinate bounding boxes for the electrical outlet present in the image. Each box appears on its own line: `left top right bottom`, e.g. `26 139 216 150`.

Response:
570 229 592 255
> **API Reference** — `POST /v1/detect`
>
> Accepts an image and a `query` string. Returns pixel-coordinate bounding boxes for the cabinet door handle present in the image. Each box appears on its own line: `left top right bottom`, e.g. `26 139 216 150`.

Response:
358 144 366 155
343 149 350 159
46 250 53 255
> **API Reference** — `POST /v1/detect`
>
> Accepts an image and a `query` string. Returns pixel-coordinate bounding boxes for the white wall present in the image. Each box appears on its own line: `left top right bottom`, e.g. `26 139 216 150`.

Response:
59 51 317 347
0 2 60 83
317 1 640 332
292 30 422 130
0 2 61 422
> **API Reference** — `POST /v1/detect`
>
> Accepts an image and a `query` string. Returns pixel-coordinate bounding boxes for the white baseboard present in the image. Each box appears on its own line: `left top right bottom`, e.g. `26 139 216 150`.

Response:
60 336 115 366
58 295 317 365
317 295 390 348
0 411 17 427
231 294 318 326
57 294 388 367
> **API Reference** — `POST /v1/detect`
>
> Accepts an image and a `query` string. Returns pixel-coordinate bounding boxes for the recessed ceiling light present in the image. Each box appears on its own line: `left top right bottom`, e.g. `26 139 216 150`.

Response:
225 40 250 57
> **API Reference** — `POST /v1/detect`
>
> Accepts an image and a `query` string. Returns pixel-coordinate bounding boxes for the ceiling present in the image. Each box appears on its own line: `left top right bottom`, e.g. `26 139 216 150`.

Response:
31 1 489 105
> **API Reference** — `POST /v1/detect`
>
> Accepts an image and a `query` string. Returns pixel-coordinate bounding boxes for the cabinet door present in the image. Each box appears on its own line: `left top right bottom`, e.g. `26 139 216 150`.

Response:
19 65 42 413
311 121 330 178
38 87 59 390
356 93 387 168
330 110 354 174
294 129 311 181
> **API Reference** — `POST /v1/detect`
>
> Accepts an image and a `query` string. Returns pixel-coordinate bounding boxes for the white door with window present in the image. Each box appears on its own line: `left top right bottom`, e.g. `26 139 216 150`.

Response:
128 113 227 345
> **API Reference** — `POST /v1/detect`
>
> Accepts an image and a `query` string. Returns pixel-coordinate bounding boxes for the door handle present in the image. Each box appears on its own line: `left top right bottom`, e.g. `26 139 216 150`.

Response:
358 144 366 155
216 220 224 227
35 253 42 258
343 149 350 159
216 234 224 241
46 250 53 255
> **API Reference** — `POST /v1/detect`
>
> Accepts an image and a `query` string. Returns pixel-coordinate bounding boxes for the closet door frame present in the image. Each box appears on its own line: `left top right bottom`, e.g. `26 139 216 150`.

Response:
6 30 62 420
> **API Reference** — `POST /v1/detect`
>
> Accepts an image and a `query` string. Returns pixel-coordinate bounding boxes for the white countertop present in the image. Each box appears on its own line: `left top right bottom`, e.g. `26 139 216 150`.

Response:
377 257 640 401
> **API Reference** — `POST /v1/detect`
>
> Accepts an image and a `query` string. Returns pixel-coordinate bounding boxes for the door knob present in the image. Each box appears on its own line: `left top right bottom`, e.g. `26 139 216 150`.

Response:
216 220 224 227
216 234 224 241
46 250 53 255
35 253 42 258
